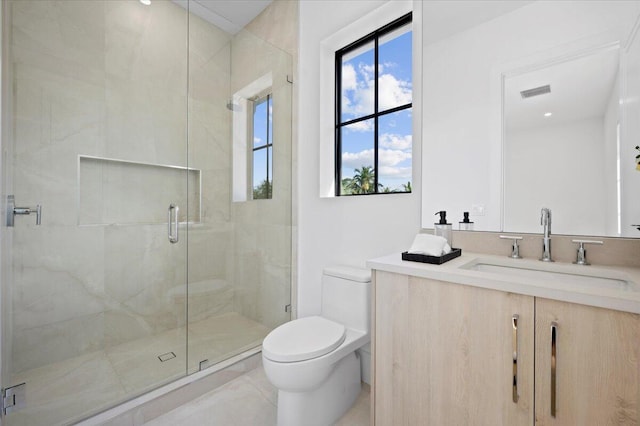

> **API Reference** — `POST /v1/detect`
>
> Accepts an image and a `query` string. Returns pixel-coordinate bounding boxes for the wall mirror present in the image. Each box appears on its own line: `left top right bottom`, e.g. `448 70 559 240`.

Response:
421 1 640 238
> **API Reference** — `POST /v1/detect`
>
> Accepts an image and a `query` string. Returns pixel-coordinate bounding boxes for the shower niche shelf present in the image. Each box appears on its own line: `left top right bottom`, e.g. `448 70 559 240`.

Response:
78 155 201 226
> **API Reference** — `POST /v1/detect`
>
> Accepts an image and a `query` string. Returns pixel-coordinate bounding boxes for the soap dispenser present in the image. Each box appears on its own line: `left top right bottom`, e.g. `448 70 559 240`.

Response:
434 211 452 247
459 212 474 231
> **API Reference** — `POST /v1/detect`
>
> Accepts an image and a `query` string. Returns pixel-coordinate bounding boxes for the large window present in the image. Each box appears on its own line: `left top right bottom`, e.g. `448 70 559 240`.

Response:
335 12 412 196
252 93 273 199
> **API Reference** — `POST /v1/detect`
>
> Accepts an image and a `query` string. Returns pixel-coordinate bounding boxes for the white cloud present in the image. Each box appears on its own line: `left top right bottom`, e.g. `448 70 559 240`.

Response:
341 95 353 115
379 133 412 150
341 148 412 188
254 137 262 144
379 148 412 167
360 63 375 81
379 166 412 179
345 120 373 132
354 84 374 116
342 64 357 91
342 149 374 168
342 148 411 170
379 73 411 110
341 84 373 117
379 61 394 72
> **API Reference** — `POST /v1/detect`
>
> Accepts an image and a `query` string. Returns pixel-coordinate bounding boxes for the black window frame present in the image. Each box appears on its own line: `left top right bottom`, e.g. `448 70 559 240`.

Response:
252 93 273 200
335 12 413 196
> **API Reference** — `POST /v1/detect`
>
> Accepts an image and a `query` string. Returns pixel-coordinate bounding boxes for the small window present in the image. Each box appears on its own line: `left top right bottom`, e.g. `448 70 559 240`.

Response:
335 13 412 196
252 93 273 199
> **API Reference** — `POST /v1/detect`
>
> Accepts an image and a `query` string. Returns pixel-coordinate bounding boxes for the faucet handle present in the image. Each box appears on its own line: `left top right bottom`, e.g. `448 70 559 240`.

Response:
500 235 523 259
571 239 603 265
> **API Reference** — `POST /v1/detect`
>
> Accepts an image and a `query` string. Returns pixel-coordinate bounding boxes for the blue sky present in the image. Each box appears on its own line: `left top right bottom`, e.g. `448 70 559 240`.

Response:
340 25 412 191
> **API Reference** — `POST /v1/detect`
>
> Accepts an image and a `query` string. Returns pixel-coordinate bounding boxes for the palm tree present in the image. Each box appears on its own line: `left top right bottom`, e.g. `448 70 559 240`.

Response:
341 177 354 195
401 181 412 192
344 166 377 194
253 179 272 199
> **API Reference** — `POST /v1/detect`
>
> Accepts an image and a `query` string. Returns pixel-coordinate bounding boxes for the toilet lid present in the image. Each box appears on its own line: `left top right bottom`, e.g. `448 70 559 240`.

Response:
262 316 346 362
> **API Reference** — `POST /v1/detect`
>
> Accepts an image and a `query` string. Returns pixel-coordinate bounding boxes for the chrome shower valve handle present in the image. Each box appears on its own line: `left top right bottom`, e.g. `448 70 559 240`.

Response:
6 195 41 227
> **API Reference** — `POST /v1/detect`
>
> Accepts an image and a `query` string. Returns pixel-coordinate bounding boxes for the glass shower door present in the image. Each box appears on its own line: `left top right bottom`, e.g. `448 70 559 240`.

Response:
185 22 293 374
2 1 190 424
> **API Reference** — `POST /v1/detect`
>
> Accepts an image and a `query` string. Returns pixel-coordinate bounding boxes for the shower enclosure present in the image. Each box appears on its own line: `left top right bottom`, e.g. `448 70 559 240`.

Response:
0 1 293 424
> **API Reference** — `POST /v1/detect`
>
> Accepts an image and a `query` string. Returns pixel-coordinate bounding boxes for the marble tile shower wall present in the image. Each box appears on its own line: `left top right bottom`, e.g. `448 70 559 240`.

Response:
184 8 235 335
230 16 294 331
10 0 235 373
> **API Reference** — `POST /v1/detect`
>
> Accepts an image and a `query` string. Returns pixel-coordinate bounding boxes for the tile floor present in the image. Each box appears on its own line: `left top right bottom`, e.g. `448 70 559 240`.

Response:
5 313 271 426
144 367 371 426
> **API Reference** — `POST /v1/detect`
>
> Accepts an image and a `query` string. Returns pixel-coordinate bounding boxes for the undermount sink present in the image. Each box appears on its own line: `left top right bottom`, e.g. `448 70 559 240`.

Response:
460 258 637 291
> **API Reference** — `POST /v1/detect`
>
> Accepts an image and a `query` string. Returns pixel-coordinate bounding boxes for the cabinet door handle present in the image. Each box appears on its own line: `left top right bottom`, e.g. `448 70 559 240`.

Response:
512 314 519 403
551 322 558 418
168 204 179 243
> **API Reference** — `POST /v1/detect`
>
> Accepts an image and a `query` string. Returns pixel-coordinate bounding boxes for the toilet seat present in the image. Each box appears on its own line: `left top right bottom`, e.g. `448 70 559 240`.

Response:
263 316 346 362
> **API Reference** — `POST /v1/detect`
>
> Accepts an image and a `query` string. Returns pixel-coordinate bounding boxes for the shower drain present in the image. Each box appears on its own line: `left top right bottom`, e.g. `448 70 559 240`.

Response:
158 352 177 362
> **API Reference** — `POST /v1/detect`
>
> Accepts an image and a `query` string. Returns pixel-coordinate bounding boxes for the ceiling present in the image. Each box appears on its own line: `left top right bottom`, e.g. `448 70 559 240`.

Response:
173 0 272 34
423 1 534 45
178 0 531 38
505 47 620 130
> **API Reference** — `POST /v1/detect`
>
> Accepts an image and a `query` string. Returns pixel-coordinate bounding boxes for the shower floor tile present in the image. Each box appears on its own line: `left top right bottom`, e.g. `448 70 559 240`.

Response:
5 312 271 426
8 351 127 426
187 312 271 373
105 326 187 394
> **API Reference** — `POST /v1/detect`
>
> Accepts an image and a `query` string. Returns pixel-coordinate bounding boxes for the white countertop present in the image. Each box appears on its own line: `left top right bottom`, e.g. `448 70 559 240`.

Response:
367 252 640 314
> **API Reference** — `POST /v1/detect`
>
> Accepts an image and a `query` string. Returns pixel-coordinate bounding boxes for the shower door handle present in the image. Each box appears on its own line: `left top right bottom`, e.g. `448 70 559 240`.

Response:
168 204 179 243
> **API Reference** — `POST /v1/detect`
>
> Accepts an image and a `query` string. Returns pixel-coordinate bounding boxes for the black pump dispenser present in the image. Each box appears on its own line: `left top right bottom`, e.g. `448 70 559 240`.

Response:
459 211 474 230
433 211 452 246
435 210 450 225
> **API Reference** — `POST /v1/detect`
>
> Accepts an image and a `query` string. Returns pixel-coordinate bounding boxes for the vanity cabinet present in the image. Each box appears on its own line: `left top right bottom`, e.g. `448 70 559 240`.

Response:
372 271 535 425
534 298 640 425
372 271 640 425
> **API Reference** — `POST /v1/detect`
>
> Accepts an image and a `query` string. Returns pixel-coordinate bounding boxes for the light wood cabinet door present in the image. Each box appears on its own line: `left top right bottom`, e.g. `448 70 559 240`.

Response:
372 271 411 426
373 271 535 425
535 298 640 425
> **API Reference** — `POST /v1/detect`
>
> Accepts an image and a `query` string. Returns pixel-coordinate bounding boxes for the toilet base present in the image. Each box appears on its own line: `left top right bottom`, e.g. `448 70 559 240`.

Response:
276 352 361 426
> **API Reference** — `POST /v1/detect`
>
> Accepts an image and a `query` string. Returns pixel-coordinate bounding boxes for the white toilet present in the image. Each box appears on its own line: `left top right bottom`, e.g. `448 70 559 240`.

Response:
262 265 371 426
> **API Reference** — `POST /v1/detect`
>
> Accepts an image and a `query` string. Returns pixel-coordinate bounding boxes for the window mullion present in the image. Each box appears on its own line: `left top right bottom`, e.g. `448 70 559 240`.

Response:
266 95 270 196
335 50 343 196
373 35 379 194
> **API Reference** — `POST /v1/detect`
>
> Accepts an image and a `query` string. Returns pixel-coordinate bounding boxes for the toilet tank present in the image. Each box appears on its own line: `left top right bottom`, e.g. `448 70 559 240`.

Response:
321 265 371 332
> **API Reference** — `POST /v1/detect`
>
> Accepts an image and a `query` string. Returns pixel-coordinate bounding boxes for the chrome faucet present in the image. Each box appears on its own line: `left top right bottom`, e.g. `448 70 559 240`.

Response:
540 208 553 262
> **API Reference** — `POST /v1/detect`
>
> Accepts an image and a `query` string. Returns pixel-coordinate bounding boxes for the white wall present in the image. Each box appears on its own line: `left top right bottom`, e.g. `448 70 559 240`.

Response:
504 118 608 235
297 0 422 316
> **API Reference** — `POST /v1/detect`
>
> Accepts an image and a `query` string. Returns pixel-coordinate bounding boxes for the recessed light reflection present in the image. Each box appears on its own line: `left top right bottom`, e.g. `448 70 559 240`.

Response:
544 112 552 117
140 0 151 5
